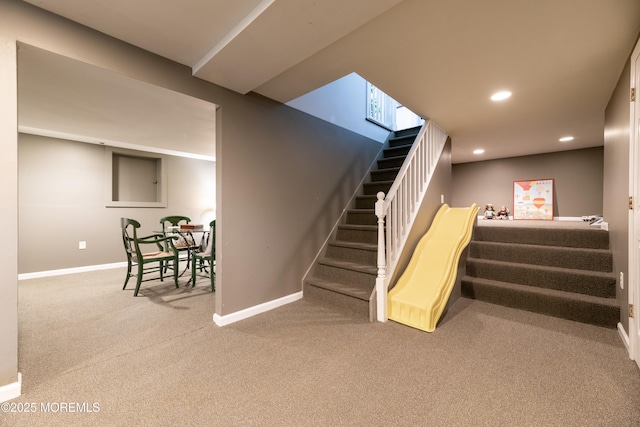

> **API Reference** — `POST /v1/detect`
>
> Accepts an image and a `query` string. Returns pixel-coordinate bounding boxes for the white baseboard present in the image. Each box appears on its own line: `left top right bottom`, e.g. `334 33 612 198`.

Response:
617 322 631 357
213 291 303 327
0 373 21 403
477 216 583 222
18 262 127 280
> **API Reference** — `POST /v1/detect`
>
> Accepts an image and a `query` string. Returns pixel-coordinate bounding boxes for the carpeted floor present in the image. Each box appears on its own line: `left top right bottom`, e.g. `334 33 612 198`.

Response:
4 267 640 426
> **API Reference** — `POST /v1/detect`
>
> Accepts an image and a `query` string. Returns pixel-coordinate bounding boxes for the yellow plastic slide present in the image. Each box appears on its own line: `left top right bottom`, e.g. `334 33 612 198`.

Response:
388 203 478 332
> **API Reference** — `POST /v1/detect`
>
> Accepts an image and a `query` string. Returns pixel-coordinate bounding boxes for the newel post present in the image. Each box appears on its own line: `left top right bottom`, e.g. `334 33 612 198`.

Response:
375 191 387 322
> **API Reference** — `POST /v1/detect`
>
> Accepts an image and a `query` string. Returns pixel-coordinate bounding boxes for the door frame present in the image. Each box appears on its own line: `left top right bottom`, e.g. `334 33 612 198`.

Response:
629 38 640 370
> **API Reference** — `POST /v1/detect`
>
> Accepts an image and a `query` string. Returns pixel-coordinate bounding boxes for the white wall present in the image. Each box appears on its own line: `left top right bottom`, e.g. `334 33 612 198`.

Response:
286 73 389 143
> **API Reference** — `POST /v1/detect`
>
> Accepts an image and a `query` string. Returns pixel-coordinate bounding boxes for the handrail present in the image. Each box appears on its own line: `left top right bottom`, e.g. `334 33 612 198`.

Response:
375 120 448 321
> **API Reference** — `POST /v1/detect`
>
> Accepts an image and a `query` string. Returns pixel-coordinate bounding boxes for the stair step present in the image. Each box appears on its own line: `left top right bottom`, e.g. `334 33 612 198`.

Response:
304 278 371 318
473 226 610 249
315 258 376 288
336 224 378 244
461 276 619 328
383 144 411 158
355 195 377 210
393 126 421 138
377 156 406 170
363 180 393 195
469 241 613 272
326 240 377 265
370 167 400 182
305 276 371 301
466 257 615 298
346 209 376 226
389 135 416 146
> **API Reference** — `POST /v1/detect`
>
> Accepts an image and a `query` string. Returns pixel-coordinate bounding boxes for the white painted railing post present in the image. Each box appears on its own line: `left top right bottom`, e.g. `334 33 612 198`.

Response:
375 191 387 322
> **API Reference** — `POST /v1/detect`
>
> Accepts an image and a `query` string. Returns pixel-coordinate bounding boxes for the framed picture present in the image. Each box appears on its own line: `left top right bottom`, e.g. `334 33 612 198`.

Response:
513 179 554 220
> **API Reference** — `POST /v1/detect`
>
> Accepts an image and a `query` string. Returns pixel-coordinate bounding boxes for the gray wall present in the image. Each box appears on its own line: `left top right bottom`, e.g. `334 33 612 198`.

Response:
0 1 382 390
18 134 215 274
452 148 604 218
604 58 631 331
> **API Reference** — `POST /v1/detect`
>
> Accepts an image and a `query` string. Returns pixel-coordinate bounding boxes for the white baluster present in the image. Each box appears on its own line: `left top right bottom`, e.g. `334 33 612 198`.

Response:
375 191 387 322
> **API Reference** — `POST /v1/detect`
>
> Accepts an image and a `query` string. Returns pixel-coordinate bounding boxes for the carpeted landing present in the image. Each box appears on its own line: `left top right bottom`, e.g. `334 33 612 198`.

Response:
5 267 640 426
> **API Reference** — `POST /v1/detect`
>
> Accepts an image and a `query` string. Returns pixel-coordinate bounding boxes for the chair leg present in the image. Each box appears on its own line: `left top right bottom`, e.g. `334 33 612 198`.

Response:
123 260 132 290
133 263 144 296
211 261 215 292
191 256 197 288
173 257 179 288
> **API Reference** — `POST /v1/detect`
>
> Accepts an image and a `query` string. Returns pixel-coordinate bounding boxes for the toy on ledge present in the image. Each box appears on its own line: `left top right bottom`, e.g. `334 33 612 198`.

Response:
496 205 510 219
484 204 495 219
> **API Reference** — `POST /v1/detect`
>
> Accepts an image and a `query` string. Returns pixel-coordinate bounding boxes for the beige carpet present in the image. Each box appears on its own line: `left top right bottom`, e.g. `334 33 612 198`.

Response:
4 268 640 426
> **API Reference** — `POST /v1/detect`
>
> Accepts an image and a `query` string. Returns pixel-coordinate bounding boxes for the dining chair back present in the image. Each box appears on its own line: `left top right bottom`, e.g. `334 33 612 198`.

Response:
121 217 179 296
191 219 216 291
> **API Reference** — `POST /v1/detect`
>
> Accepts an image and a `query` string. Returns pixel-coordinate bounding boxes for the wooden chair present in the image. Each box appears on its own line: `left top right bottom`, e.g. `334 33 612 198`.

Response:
159 215 198 264
191 220 215 291
121 218 179 296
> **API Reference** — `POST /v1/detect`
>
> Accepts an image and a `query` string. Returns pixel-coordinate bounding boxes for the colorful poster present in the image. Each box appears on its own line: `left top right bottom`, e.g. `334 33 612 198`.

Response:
513 179 554 220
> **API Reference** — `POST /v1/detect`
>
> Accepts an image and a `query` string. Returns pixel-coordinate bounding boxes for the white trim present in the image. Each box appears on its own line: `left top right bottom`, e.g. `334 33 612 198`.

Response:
629 37 640 365
213 291 303 326
476 216 584 222
618 322 631 356
18 262 126 280
0 373 21 403
19 126 216 162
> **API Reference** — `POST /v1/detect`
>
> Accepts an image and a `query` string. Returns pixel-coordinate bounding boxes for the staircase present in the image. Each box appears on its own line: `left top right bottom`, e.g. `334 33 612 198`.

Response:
303 127 421 317
461 224 619 328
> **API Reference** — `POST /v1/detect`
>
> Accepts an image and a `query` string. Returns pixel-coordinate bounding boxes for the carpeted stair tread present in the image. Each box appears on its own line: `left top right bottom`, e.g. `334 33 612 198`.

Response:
389 136 418 147
383 145 411 158
346 209 376 226
326 240 377 265
469 240 612 272
355 195 378 209
377 156 407 170
370 168 401 182
473 225 610 249
462 276 617 306
338 224 377 232
318 257 377 275
466 257 615 297
304 277 371 301
328 240 377 252
461 276 619 328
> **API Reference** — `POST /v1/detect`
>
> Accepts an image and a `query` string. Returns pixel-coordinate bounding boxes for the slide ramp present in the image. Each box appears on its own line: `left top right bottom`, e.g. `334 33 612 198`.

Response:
388 203 478 332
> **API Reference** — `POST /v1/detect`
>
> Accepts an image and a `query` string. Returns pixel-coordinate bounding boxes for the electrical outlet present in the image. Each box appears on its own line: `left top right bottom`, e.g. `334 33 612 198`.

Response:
79 241 86 250
441 194 444 203
620 272 624 289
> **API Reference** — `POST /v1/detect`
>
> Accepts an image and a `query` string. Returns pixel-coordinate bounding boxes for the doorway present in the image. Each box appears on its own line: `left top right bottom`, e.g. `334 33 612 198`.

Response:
630 38 640 371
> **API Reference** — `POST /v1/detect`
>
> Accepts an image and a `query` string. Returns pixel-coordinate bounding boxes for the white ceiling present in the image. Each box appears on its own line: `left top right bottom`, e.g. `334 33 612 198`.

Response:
21 0 640 163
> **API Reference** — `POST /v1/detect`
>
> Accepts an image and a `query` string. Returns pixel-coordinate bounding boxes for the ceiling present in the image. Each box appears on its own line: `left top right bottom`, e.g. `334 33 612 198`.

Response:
21 0 640 163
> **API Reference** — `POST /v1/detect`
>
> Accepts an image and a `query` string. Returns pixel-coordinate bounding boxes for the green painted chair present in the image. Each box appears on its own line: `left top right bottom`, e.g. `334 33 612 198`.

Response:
191 220 215 291
121 218 179 296
159 215 198 252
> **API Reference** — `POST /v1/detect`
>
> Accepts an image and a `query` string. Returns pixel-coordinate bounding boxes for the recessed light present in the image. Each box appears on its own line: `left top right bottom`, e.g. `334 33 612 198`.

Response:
473 149 485 155
490 91 512 101
559 136 574 142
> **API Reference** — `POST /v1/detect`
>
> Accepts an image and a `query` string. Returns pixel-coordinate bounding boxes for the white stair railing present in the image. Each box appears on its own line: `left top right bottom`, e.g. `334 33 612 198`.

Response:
375 120 448 322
